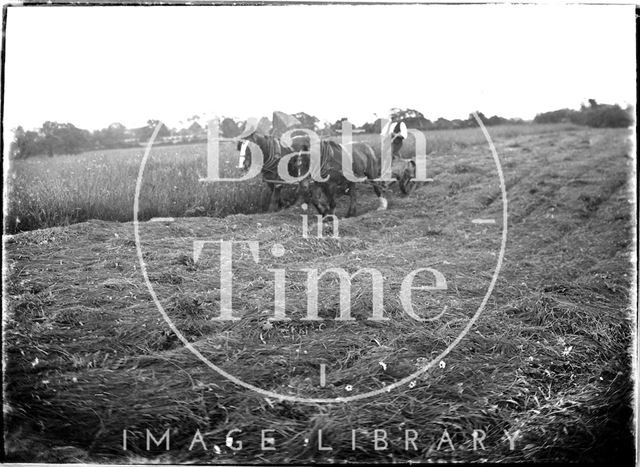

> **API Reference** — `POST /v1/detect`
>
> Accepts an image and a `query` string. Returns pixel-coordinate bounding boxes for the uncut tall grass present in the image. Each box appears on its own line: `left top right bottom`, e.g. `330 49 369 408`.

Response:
5 142 269 234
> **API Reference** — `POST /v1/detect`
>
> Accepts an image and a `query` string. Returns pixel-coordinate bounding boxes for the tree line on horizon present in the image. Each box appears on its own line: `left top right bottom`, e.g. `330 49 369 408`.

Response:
532 99 632 128
9 101 632 159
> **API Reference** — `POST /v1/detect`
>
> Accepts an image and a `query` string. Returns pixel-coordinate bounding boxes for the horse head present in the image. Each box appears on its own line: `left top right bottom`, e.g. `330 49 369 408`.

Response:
390 121 408 157
236 131 268 172
236 139 252 171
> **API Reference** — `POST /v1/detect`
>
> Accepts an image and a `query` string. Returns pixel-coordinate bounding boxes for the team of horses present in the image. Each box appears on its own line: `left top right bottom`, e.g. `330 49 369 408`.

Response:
236 122 416 218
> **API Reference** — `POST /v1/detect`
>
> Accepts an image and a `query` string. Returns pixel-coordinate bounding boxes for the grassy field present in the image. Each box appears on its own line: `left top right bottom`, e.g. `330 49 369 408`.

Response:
3 124 635 463
4 142 269 234
5 123 579 234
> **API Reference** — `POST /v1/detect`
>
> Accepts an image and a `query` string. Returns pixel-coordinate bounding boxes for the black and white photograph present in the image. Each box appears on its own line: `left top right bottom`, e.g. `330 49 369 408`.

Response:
2 1 637 464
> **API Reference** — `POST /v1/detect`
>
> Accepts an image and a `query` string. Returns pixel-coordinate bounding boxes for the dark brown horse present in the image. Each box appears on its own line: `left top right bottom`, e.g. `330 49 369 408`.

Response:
236 131 308 211
303 138 416 218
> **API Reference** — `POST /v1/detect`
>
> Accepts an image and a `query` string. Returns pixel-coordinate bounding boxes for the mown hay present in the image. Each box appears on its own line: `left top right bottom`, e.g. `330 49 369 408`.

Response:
3 126 634 463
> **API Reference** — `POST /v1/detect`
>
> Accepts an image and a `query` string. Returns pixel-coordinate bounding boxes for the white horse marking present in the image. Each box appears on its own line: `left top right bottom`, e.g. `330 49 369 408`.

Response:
237 141 249 168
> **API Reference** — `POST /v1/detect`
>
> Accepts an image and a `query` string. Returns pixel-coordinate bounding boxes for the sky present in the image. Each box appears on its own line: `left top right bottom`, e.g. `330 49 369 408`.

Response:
3 3 636 132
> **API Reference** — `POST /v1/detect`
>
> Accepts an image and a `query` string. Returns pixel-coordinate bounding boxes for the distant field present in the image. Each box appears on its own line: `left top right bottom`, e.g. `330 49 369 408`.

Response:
4 124 634 463
356 122 581 156
5 123 581 234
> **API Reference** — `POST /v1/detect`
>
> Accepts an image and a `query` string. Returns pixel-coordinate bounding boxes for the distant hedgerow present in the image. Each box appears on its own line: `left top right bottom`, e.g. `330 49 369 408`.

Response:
534 100 632 128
